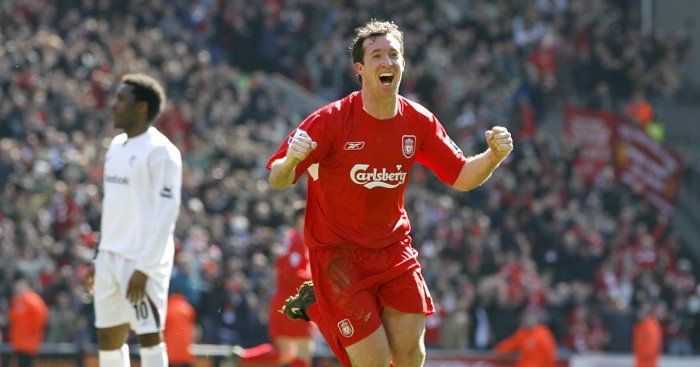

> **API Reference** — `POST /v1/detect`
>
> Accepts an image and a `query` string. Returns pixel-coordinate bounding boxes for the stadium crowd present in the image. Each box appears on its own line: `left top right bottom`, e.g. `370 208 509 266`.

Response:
1 0 699 358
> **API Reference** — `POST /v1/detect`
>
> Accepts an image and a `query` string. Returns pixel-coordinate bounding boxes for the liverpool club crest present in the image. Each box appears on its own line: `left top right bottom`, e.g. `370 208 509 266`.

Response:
402 135 416 158
337 319 354 337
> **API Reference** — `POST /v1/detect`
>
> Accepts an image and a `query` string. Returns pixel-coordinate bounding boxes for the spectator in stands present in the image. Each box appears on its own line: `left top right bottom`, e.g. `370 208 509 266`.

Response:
434 276 471 349
8 276 49 367
45 291 78 343
625 90 654 129
689 287 700 354
169 252 202 309
601 296 634 352
0 0 697 360
664 296 694 355
589 81 615 110
306 37 346 102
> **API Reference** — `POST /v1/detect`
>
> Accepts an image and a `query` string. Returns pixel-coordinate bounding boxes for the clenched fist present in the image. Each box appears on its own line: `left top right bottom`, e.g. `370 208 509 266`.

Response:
286 129 317 165
485 126 513 161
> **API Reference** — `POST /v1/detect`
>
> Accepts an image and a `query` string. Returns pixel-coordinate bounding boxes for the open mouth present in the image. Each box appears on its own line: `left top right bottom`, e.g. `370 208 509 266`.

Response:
379 72 394 86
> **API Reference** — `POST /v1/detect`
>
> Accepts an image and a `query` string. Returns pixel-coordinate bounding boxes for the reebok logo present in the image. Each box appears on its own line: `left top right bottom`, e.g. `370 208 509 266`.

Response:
105 175 129 185
344 141 365 150
350 164 407 189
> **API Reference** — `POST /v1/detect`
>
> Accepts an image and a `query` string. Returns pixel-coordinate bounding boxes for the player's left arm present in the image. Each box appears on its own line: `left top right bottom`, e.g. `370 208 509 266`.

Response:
128 146 182 302
452 126 513 191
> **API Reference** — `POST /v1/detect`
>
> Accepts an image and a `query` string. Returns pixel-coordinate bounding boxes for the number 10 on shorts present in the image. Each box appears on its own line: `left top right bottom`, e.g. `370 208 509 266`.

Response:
133 300 150 320
128 297 162 333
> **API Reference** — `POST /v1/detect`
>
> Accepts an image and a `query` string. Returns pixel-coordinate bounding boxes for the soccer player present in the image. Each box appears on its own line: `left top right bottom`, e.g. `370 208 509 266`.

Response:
266 20 513 367
237 203 316 367
86 73 182 367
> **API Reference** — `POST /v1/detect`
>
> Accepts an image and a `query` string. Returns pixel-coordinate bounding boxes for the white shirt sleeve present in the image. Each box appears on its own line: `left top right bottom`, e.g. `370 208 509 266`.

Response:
134 145 182 278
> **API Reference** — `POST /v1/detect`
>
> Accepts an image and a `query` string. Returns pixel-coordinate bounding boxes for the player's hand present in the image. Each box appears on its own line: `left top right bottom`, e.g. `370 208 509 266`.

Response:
485 126 513 161
86 265 95 295
286 133 317 165
126 270 148 303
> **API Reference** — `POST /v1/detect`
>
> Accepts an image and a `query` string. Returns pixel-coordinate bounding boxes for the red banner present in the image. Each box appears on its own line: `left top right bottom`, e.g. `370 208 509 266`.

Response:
610 122 683 215
563 107 617 185
564 106 683 214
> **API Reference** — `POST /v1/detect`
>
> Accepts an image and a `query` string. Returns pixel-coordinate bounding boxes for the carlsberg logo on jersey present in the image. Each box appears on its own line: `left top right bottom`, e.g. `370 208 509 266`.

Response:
350 164 407 189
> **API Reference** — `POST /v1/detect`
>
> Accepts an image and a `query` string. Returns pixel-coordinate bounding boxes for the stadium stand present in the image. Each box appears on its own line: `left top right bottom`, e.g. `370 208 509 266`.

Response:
1 0 699 364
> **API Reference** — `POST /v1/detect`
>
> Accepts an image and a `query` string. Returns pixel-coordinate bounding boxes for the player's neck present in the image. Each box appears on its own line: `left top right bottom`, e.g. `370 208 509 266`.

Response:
360 90 398 120
125 123 150 138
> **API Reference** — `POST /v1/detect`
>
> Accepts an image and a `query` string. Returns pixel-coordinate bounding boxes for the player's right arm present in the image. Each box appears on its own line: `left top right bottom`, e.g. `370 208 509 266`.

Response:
269 135 316 189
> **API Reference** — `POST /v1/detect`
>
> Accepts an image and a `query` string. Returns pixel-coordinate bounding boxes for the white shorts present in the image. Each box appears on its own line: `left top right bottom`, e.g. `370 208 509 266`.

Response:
93 251 168 334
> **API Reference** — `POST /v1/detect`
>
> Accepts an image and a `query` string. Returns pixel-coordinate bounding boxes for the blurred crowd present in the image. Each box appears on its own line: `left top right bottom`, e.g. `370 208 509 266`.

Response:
1 0 699 356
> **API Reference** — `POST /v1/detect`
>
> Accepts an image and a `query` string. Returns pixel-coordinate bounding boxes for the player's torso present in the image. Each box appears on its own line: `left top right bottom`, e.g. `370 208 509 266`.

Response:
309 103 429 244
104 138 152 200
101 134 155 242
275 229 309 277
320 111 422 193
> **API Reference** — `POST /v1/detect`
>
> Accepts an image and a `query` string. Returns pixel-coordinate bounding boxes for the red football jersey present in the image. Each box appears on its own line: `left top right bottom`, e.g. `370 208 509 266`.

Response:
274 228 312 295
267 92 467 249
269 227 316 338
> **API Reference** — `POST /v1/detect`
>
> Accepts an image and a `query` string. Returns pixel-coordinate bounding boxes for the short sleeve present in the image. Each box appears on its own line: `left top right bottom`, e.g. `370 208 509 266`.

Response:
416 114 467 185
266 110 331 182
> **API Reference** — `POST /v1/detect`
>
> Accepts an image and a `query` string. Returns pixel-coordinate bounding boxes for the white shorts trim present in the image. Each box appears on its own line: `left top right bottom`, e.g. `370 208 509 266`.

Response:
93 251 168 334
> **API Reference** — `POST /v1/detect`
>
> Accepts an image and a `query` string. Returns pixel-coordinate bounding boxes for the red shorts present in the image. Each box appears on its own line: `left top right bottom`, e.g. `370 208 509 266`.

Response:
309 238 434 347
268 293 317 339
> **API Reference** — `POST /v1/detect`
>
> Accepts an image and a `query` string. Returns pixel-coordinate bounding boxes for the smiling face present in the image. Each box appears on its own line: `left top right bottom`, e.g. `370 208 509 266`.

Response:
355 33 405 100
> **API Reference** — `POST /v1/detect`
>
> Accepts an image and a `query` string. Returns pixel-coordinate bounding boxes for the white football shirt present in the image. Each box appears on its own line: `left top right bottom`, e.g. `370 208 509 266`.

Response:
99 126 182 283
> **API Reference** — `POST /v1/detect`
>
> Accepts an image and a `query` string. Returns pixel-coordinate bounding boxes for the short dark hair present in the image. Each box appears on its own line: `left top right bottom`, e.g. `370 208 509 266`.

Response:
121 73 166 122
350 20 404 65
